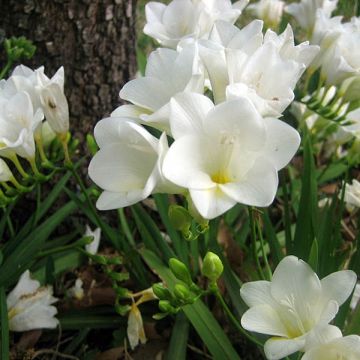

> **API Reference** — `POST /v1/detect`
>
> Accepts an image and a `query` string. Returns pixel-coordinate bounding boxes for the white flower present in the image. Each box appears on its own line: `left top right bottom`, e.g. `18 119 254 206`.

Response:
127 302 146 349
343 179 360 209
68 278 84 301
199 20 317 114
118 45 204 133
311 12 360 85
247 0 285 29
302 325 360 360
240 256 357 360
163 93 300 219
84 225 101 255
143 0 248 48
0 91 43 159
88 119 180 210
285 0 338 34
0 158 13 182
7 270 58 332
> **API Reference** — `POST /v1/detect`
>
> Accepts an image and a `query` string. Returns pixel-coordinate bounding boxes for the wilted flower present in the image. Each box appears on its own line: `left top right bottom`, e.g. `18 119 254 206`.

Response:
247 0 285 29
84 225 101 255
127 287 157 350
240 256 356 360
302 325 360 360
285 0 338 34
88 119 180 210
143 0 248 48
7 270 58 332
163 93 300 219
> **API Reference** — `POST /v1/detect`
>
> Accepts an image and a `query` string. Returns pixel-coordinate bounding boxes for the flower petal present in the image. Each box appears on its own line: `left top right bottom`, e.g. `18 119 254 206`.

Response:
241 304 289 337
320 270 357 306
264 336 306 360
240 280 274 307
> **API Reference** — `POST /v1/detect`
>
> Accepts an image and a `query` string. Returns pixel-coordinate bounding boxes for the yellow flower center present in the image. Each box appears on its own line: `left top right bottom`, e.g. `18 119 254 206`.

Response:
211 171 231 184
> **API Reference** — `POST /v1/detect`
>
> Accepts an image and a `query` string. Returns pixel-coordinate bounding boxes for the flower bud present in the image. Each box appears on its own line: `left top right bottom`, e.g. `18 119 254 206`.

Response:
152 283 172 300
168 205 192 233
169 258 192 286
0 158 13 182
174 284 191 302
39 82 69 135
158 300 174 313
202 252 224 282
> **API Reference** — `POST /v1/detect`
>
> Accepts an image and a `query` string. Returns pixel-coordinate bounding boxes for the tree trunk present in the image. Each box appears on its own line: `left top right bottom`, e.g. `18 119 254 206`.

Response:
0 0 138 140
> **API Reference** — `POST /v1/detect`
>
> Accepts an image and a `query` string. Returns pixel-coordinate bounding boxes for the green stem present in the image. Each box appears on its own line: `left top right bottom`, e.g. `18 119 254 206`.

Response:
213 287 263 348
35 135 53 168
9 176 30 193
8 154 29 179
256 218 272 281
28 157 46 181
248 207 265 280
118 208 135 247
281 170 292 253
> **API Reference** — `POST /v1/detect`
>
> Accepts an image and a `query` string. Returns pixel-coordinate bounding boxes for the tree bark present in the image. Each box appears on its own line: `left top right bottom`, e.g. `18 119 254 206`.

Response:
0 0 138 140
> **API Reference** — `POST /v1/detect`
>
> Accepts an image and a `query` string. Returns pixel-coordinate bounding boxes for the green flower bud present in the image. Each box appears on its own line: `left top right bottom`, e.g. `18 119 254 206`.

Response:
168 205 192 233
152 283 172 300
158 300 174 313
86 134 99 156
169 258 192 286
202 252 224 282
174 284 191 302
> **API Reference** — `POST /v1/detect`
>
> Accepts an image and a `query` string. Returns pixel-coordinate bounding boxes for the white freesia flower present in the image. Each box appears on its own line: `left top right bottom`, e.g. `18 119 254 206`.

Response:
0 158 13 182
163 93 300 219
68 278 84 301
343 179 360 209
199 20 317 113
0 91 43 159
311 12 360 85
143 0 248 48
118 45 204 133
302 325 360 360
247 0 285 29
84 225 101 255
7 270 58 332
240 256 357 360
285 0 338 34
88 119 180 210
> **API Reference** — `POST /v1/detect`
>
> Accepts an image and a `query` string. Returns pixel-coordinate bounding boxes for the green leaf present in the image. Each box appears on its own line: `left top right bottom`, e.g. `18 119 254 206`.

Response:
262 210 283 266
345 302 360 335
0 287 9 360
165 312 189 360
140 248 241 360
293 133 318 260
308 238 319 272
132 204 175 261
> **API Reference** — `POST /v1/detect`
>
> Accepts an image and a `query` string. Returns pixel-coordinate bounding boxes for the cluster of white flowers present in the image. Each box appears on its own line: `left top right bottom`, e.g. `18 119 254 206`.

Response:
240 255 359 360
88 0 321 220
0 65 68 163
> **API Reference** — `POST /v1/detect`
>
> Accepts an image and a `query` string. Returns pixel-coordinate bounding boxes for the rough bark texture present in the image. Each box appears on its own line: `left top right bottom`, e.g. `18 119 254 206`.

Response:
0 0 137 141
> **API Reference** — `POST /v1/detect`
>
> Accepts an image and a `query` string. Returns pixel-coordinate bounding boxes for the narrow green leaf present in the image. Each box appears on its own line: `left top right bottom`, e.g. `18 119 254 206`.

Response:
165 312 189 360
0 286 9 360
262 210 283 266
154 194 188 264
293 133 318 260
345 302 360 335
140 248 241 360
308 238 319 272
132 204 175 261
